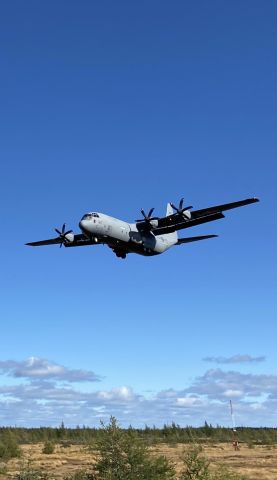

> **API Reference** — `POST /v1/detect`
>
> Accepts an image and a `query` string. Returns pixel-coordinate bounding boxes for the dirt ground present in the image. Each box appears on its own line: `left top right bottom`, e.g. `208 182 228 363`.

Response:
1 442 277 480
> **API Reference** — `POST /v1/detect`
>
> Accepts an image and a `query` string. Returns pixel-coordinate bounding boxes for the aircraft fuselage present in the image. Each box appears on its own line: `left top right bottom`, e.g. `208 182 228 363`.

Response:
79 212 175 258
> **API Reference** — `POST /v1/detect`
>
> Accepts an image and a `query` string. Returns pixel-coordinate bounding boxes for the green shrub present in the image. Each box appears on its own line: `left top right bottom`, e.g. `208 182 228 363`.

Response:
42 441 55 454
92 416 175 480
0 462 7 474
64 471 95 480
15 461 48 480
60 441 72 448
179 446 210 479
0 431 21 460
212 465 248 480
179 445 248 480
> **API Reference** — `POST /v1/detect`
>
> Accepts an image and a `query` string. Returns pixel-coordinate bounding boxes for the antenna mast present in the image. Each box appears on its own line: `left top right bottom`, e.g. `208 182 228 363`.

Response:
230 400 239 450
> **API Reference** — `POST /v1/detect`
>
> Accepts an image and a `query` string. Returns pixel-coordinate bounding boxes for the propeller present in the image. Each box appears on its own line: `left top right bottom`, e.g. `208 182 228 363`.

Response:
136 208 159 224
54 223 73 248
170 198 193 219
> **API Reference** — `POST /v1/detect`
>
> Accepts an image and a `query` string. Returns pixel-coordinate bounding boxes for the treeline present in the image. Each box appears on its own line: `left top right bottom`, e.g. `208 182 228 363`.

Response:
1 421 277 445
0 418 250 479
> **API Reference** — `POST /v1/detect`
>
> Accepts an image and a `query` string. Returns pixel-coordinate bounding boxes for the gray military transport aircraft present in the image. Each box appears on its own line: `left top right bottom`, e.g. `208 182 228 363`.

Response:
26 197 259 259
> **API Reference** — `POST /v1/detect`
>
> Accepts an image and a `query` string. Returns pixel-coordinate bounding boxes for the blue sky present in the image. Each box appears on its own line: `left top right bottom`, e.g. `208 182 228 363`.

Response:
0 0 276 427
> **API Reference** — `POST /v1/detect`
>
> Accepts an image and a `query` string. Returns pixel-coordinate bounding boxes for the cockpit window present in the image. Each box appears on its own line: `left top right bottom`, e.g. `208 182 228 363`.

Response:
81 213 99 220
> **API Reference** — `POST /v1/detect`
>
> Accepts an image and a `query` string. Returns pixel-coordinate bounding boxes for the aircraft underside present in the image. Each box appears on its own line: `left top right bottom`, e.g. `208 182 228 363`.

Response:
108 239 160 258
64 234 161 258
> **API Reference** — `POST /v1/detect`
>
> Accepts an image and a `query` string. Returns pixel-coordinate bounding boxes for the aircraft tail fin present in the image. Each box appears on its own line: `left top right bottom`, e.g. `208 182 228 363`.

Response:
166 203 174 217
163 203 178 244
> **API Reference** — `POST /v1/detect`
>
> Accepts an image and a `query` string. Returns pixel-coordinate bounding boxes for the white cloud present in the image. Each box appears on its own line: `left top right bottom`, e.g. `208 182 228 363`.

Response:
185 368 277 400
0 358 277 427
176 397 203 407
0 357 101 383
249 403 264 411
223 389 243 398
97 386 138 402
203 354 266 364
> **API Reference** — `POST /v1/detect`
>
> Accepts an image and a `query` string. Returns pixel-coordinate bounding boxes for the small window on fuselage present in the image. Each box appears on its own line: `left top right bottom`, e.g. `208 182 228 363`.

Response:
81 213 99 220
81 214 92 220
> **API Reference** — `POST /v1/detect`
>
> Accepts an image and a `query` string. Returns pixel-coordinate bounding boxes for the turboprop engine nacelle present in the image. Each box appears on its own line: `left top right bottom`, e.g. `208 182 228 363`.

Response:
183 210 191 220
149 219 159 228
64 233 74 243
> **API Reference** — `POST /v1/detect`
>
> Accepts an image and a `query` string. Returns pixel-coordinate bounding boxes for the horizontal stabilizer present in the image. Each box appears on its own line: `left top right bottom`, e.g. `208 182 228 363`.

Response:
177 235 218 245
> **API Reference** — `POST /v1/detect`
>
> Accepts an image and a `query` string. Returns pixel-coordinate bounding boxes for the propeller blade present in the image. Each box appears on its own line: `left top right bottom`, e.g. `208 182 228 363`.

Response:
170 203 177 211
54 223 72 247
137 206 158 225
170 198 193 215
141 209 146 219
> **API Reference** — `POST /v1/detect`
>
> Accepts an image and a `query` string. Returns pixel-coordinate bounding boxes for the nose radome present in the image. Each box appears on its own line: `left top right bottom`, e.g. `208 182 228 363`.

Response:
79 220 86 231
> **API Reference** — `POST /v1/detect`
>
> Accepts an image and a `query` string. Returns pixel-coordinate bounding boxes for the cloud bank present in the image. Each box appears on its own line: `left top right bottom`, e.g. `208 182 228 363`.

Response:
0 357 101 382
0 357 276 428
203 354 266 364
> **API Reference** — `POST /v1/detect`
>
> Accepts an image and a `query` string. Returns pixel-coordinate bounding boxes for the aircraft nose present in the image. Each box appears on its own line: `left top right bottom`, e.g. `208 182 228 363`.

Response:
79 220 86 231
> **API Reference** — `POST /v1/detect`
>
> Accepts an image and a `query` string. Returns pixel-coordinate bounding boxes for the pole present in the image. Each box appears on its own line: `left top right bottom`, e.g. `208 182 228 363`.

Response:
230 400 239 451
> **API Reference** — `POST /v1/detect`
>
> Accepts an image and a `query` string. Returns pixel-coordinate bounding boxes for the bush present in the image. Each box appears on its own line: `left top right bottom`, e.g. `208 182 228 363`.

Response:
179 446 248 480
42 441 55 454
212 465 248 480
92 416 175 480
64 471 95 480
179 446 210 480
0 431 21 460
15 461 48 480
0 462 7 475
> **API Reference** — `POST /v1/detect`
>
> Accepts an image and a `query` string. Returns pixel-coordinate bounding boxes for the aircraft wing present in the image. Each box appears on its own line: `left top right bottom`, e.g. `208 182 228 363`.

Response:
177 234 218 244
151 197 259 236
26 237 65 247
64 236 102 247
190 197 259 218
152 212 225 235
26 234 100 248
